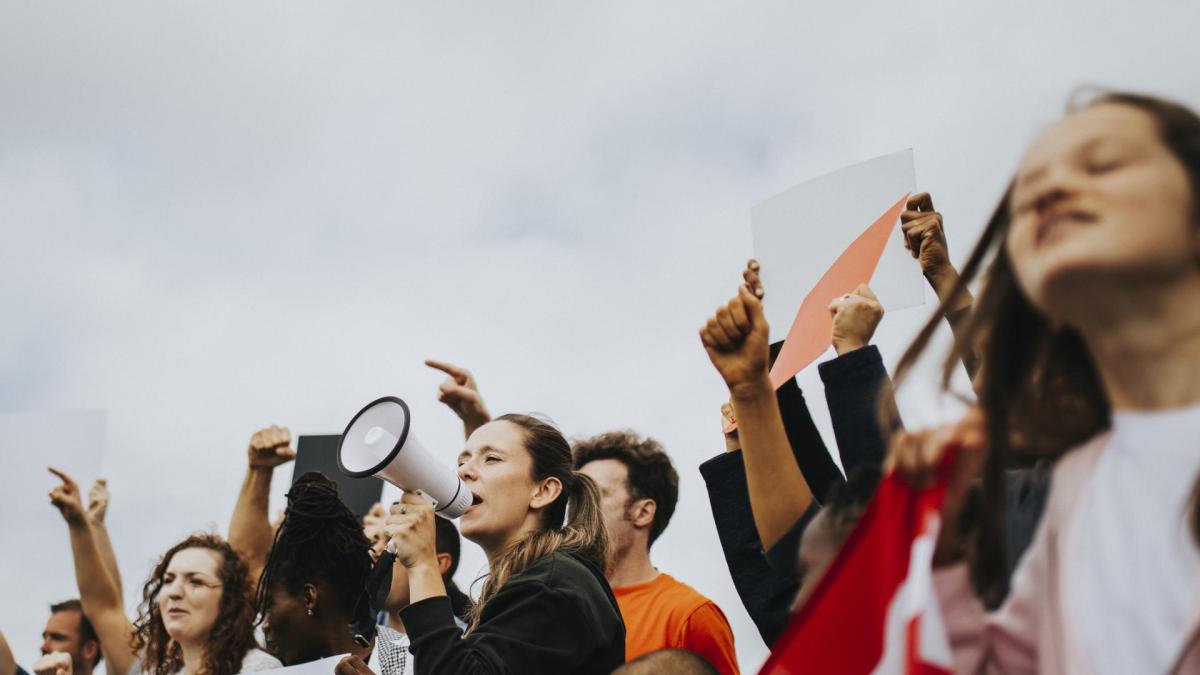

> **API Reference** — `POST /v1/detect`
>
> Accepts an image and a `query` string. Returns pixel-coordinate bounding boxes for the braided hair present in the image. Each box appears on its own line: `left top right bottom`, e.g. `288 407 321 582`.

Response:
254 472 373 631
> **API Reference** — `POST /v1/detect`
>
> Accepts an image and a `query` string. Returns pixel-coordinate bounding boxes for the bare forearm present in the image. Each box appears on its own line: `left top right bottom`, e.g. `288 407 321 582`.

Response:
0 630 16 675
928 268 978 379
91 519 123 600
229 467 275 577
68 520 122 611
67 521 136 675
731 378 814 551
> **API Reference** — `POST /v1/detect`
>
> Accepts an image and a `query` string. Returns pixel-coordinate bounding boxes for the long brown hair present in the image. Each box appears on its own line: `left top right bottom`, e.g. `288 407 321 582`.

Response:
467 413 611 632
893 91 1200 604
131 534 257 675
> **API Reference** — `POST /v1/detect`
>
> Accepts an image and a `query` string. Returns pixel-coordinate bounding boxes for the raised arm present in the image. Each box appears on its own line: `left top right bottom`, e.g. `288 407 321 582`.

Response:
85 479 123 600
47 468 136 675
700 261 814 551
0 629 17 675
425 360 492 439
228 425 295 585
820 284 902 473
901 192 978 379
699 403 804 645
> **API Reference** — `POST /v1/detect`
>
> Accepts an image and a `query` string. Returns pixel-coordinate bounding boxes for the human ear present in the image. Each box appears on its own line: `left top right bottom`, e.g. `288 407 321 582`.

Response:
303 584 319 616
82 640 99 664
436 552 452 577
529 477 563 511
631 499 656 529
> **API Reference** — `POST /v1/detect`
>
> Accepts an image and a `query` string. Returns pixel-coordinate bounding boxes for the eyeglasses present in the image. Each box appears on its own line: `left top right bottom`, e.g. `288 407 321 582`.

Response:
162 574 224 593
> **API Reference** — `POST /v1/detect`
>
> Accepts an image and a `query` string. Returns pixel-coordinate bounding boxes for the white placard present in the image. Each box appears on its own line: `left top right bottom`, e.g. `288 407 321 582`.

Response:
751 149 925 342
0 410 106 670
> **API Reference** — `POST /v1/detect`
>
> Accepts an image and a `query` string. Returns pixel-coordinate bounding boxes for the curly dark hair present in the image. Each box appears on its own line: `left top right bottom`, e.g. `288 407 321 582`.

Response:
131 534 257 675
572 430 679 546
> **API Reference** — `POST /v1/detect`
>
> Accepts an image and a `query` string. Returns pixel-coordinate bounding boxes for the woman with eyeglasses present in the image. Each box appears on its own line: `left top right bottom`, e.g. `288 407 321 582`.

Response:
49 468 279 675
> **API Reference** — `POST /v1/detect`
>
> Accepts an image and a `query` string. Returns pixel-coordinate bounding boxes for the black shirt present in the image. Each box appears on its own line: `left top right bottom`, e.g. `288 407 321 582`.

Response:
401 551 625 674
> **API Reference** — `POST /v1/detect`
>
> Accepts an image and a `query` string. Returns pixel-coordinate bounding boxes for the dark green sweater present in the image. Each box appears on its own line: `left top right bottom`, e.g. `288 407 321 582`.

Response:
401 551 625 674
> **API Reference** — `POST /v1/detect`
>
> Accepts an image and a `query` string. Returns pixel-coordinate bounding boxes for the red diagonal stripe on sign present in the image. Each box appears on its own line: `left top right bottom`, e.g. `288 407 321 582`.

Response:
767 193 909 390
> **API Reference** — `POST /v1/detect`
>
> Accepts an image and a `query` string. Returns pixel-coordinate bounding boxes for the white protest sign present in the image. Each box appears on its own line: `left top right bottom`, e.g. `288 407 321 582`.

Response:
751 149 925 344
0 410 106 670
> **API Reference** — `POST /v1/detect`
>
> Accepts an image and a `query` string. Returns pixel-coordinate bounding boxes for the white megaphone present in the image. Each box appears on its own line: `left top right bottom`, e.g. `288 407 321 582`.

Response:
338 396 473 519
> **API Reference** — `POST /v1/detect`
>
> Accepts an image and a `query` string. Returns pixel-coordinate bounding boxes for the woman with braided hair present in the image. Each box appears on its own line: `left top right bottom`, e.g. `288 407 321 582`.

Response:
255 472 410 675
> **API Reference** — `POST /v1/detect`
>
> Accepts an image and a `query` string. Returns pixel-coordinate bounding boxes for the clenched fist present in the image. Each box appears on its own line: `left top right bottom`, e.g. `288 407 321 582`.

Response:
828 284 883 355
248 425 296 469
86 479 110 524
700 260 770 400
33 651 72 675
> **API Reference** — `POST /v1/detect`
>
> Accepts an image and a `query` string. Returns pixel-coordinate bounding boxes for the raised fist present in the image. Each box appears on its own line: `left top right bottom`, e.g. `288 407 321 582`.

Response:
33 652 72 675
248 425 296 469
87 479 110 524
700 260 770 400
828 284 884 355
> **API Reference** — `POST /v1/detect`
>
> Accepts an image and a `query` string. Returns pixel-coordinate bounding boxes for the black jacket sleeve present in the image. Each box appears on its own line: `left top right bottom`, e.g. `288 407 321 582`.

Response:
773 342 843 503
401 557 623 675
817 345 901 477
700 450 800 646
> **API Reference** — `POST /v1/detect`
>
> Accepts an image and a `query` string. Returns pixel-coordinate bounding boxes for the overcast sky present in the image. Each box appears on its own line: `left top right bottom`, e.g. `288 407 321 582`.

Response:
3 1 1200 671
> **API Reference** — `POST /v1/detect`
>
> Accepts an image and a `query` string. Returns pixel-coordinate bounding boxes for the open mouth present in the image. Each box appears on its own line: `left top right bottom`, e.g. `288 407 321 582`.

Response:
1035 209 1096 245
467 493 483 510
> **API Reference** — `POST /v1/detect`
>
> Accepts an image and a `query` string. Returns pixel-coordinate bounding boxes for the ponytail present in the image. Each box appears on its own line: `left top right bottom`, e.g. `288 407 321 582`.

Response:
466 415 611 632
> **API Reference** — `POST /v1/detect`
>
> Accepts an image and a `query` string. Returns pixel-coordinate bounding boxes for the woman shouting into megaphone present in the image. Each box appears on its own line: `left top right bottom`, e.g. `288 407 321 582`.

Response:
339 414 626 675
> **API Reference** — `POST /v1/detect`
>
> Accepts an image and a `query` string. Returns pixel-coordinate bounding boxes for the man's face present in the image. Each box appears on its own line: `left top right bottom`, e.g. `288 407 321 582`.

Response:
579 459 639 556
42 610 96 674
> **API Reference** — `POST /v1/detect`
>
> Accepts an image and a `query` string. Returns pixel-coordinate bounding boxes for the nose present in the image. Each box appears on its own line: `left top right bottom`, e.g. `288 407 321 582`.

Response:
40 639 51 655
457 460 478 482
1025 163 1085 217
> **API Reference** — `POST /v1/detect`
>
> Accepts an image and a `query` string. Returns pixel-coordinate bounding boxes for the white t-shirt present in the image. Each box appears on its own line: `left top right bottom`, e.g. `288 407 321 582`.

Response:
1066 403 1200 675
129 647 280 674
238 649 282 672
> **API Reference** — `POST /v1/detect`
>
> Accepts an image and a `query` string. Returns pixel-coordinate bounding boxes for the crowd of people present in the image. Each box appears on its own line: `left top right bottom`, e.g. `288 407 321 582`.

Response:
4 88 1200 674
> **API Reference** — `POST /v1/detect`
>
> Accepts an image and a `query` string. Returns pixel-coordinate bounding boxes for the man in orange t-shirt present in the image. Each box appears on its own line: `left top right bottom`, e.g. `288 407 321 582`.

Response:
575 432 739 675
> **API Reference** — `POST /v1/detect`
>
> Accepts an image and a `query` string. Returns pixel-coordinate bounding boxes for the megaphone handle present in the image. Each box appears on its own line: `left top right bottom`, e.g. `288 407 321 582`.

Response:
408 488 439 510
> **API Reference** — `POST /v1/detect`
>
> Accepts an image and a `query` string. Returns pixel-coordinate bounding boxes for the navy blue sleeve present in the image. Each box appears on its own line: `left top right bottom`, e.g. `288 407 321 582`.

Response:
763 500 820 578
817 345 902 477
772 342 843 504
699 450 801 647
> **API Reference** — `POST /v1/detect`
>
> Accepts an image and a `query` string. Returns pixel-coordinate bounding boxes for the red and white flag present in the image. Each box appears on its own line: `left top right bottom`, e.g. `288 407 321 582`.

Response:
759 464 955 674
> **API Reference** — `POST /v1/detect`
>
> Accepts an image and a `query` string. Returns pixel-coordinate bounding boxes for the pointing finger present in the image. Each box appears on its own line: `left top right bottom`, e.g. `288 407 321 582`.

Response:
425 360 469 384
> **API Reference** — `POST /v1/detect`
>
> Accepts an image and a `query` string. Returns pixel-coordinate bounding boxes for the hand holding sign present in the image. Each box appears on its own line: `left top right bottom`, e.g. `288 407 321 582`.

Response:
751 150 923 387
